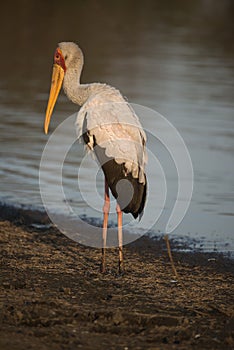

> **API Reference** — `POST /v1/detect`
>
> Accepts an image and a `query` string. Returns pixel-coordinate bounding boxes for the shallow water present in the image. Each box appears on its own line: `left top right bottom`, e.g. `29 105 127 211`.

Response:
0 1 234 253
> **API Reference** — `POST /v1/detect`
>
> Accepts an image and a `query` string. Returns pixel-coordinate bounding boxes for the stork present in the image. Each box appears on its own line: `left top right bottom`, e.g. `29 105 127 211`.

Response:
44 42 147 273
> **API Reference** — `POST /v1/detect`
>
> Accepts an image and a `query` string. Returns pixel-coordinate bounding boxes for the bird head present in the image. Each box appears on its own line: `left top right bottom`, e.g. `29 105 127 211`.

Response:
44 42 83 134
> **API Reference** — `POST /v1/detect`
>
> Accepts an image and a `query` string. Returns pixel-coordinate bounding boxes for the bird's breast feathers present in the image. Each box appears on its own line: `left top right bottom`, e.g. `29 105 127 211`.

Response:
75 91 147 184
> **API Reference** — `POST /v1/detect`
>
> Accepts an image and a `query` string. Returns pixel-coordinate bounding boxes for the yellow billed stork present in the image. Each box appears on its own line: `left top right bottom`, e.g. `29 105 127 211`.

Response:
44 42 147 273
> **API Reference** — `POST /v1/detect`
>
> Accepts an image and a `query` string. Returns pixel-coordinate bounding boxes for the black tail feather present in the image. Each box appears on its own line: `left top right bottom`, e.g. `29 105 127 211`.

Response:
93 144 147 219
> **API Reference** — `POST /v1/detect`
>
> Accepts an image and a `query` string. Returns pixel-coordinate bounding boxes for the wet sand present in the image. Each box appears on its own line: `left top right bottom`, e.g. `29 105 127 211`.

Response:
0 211 233 349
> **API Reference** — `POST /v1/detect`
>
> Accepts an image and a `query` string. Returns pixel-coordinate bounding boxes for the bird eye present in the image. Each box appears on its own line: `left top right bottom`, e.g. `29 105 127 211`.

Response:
65 55 68 60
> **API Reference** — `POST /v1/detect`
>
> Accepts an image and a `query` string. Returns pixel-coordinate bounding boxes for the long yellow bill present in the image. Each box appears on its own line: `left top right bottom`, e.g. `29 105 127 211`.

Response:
44 64 64 134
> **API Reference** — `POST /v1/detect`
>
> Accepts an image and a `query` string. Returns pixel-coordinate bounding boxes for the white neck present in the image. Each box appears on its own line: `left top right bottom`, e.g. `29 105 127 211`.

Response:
63 67 108 106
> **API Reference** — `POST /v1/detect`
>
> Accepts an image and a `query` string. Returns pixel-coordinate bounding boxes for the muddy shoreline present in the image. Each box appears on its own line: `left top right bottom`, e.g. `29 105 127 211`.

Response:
0 205 233 349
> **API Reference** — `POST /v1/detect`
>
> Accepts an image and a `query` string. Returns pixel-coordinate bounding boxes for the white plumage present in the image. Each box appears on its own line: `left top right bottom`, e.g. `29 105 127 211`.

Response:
76 87 147 185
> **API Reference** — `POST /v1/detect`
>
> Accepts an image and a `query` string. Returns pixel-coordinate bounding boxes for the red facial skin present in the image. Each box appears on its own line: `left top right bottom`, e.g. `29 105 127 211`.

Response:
54 48 67 72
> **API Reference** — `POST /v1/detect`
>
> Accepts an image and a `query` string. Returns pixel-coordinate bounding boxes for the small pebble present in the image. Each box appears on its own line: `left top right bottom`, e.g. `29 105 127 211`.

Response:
195 334 201 339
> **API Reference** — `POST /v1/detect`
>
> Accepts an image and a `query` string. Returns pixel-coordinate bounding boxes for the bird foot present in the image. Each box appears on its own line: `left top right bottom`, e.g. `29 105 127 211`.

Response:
100 262 106 274
118 262 124 275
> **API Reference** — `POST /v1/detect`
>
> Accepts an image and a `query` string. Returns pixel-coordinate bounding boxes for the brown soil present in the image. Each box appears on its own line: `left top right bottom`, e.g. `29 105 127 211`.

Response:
0 219 233 350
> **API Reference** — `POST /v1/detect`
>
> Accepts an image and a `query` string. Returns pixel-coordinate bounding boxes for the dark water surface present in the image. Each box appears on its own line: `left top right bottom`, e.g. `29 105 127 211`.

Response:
0 1 234 253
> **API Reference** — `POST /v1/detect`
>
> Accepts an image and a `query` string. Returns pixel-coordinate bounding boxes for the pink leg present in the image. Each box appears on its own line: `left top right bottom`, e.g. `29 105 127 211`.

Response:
101 179 110 273
116 203 124 273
